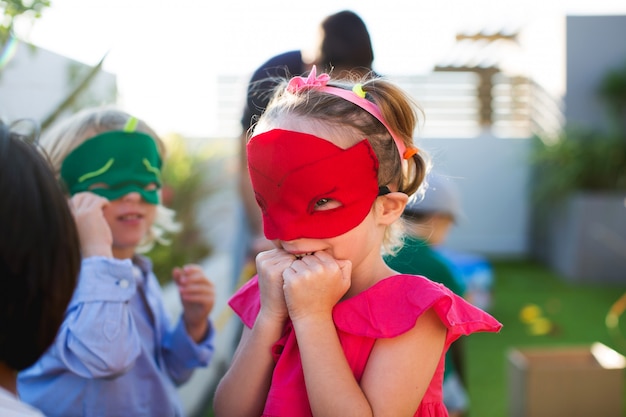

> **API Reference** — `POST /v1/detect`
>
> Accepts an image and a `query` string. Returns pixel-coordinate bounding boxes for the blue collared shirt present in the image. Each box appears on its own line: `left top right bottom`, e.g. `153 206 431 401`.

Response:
18 256 215 417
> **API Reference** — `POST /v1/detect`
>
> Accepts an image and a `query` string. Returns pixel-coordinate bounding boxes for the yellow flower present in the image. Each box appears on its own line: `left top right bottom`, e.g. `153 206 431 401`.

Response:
519 304 542 324
529 317 553 335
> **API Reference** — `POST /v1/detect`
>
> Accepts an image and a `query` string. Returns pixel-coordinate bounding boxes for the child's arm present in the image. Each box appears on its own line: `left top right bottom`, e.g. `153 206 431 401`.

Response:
157 265 216 385
286 252 446 417
46 257 142 378
173 264 215 342
359 308 446 415
43 192 142 378
213 249 294 417
213 316 282 417
298 309 445 417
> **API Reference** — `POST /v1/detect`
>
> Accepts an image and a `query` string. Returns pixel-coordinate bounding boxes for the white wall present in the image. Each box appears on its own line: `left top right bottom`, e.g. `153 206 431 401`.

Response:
420 133 532 257
0 42 116 123
565 15 626 131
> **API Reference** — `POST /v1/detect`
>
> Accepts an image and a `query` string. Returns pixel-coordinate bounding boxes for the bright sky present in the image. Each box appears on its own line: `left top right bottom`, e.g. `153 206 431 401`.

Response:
16 0 626 137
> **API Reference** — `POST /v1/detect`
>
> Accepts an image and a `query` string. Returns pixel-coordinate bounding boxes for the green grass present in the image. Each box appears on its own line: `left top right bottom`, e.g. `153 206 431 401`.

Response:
466 259 626 417
200 259 626 417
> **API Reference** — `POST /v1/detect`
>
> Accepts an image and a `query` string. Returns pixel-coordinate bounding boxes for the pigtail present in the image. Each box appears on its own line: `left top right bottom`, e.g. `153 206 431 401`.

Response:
362 78 429 197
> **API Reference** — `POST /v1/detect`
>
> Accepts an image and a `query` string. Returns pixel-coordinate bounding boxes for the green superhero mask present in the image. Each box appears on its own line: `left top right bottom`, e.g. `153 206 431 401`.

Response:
60 130 162 204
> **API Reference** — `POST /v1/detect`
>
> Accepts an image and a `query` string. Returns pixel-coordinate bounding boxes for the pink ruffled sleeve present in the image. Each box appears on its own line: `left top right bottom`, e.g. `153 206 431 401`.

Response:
332 274 502 341
228 276 261 328
230 274 502 342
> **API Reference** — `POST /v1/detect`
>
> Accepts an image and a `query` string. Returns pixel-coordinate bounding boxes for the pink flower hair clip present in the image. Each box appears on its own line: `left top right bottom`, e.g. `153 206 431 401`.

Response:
285 66 411 161
287 66 330 93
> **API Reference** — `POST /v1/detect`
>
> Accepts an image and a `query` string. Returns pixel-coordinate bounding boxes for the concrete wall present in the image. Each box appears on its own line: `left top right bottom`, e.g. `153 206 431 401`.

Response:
420 133 532 258
565 15 626 131
0 42 116 123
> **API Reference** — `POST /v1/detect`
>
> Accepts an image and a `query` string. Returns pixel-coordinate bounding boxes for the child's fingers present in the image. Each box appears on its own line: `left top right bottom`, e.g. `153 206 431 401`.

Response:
182 264 203 275
178 280 215 295
179 271 213 288
70 192 109 210
172 267 183 283
175 265 208 283
179 292 215 305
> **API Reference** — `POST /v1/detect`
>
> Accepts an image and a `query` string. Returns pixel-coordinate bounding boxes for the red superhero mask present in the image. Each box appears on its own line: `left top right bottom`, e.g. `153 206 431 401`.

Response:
247 129 380 241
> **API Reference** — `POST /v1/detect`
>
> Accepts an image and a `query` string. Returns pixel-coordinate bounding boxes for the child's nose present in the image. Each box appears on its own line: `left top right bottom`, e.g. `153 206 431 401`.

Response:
122 191 142 202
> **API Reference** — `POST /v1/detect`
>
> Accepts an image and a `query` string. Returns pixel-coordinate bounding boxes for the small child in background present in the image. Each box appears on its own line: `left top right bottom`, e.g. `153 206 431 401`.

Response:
214 68 501 416
385 172 470 417
0 119 81 417
18 107 216 417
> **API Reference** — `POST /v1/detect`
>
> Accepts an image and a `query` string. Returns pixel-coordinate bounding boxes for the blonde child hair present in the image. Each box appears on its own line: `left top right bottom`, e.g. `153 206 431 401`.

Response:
253 73 431 254
40 106 179 252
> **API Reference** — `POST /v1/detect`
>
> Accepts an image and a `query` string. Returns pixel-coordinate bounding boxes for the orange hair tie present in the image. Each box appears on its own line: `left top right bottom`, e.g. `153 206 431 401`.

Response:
403 147 419 160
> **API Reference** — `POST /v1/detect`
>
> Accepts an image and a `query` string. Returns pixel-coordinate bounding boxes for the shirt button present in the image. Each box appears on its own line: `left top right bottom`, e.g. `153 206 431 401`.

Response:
119 279 130 289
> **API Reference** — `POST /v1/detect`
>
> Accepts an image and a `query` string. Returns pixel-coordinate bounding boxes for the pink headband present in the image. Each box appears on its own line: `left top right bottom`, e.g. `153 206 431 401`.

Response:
286 66 417 160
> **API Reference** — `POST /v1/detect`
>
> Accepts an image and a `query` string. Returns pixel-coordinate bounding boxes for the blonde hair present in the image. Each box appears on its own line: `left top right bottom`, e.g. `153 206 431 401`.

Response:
40 106 179 253
254 74 432 254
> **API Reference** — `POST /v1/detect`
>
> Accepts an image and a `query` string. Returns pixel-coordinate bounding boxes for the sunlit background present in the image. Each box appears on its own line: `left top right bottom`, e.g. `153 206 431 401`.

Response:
14 0 626 137
3 3 626 416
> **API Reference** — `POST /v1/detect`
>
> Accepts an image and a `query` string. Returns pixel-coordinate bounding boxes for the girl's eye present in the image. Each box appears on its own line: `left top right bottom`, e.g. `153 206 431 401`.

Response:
314 198 342 211
144 182 158 191
315 198 330 207
87 182 110 190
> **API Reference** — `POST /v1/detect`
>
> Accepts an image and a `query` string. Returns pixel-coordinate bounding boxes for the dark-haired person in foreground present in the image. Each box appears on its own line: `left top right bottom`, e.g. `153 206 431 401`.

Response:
0 119 81 416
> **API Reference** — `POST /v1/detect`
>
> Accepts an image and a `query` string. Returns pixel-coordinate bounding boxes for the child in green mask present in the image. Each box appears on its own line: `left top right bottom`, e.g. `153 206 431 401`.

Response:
17 107 216 417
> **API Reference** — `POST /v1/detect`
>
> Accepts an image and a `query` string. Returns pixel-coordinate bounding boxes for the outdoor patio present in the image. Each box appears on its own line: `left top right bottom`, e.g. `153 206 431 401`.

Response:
192 258 626 417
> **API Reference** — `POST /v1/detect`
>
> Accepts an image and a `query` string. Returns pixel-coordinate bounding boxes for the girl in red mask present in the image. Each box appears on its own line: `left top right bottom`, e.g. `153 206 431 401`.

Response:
214 68 502 417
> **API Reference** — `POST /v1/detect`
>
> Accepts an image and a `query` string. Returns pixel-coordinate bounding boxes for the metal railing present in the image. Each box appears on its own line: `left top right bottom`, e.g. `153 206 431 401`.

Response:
214 71 564 140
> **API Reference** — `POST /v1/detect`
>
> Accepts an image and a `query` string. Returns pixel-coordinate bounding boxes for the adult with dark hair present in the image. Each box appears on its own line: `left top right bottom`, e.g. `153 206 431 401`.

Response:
240 11 375 137
316 10 374 76
0 119 81 416
236 10 377 285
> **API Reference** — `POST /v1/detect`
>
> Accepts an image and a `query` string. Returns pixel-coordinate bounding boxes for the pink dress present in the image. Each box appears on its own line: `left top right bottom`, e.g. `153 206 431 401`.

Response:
229 274 502 417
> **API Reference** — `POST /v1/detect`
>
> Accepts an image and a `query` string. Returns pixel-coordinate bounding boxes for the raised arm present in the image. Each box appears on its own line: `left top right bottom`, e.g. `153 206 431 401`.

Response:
213 249 295 417
213 316 282 417
360 308 446 415
285 251 447 417
296 306 445 417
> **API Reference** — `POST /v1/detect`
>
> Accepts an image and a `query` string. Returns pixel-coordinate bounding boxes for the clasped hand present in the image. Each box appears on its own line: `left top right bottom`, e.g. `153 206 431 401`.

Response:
256 249 351 323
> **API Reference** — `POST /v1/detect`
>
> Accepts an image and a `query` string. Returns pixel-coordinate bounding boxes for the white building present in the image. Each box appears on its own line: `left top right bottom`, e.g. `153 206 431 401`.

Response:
0 39 116 126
